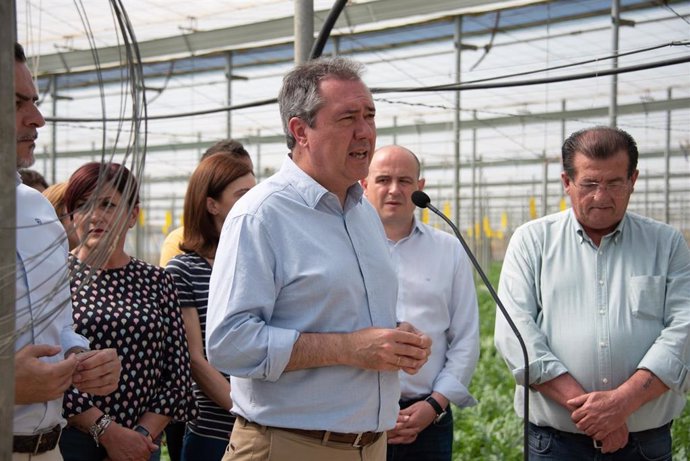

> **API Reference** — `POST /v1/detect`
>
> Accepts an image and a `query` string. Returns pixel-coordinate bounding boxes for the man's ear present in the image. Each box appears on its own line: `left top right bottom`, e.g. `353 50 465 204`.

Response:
361 178 369 194
561 171 572 193
288 117 309 147
417 178 426 191
630 169 639 189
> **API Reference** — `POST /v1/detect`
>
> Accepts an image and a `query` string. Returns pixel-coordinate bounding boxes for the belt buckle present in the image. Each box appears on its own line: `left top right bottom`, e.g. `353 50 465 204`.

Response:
593 439 603 450
351 432 363 448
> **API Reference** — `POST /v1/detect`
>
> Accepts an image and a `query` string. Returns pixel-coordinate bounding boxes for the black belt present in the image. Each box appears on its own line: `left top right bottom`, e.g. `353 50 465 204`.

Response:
237 415 383 448
13 424 62 454
529 421 672 450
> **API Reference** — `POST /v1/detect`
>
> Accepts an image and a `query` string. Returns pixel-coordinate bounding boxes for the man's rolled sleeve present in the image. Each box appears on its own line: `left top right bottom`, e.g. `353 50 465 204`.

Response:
495 226 568 387
207 212 300 381
637 233 690 393
433 374 476 408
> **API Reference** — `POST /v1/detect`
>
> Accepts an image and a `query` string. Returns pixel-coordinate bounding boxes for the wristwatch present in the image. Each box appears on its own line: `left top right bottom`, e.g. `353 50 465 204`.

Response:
425 395 447 424
134 424 153 441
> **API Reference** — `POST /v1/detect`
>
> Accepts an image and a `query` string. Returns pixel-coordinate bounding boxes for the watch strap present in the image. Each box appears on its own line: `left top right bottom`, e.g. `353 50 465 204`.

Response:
424 396 444 415
134 424 152 441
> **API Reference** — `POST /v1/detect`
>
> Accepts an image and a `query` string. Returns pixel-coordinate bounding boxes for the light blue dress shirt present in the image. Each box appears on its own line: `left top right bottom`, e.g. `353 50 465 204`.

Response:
495 208 690 433
14 174 89 435
387 218 479 408
206 156 399 433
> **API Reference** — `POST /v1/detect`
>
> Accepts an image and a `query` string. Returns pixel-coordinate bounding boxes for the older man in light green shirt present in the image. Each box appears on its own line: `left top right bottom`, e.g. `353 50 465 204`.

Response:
495 126 690 460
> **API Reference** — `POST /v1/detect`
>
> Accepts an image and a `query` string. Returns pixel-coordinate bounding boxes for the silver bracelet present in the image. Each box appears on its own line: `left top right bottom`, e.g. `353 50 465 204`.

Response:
89 414 113 447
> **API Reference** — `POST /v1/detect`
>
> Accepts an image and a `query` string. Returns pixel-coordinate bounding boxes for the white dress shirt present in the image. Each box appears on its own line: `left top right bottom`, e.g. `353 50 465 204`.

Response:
389 217 480 407
14 174 89 435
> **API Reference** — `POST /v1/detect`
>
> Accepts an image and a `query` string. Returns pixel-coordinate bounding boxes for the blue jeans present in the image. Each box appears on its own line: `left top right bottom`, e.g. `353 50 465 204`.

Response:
60 426 161 461
181 428 229 461
386 403 453 461
528 422 672 461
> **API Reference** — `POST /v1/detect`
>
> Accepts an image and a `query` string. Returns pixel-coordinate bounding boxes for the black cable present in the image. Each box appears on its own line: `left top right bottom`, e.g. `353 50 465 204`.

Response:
370 54 690 93
309 0 348 60
45 53 689 123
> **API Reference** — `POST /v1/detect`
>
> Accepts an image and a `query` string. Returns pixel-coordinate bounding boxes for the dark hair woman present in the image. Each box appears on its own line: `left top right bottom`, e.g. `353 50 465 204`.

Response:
165 153 254 461
59 162 195 461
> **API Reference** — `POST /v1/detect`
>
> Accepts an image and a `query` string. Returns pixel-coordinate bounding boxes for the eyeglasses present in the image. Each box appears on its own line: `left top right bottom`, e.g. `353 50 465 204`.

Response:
572 180 631 197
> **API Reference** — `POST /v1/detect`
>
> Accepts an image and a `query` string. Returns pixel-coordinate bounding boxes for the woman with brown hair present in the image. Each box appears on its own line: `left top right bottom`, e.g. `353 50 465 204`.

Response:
165 152 254 461
42 181 79 249
59 162 194 461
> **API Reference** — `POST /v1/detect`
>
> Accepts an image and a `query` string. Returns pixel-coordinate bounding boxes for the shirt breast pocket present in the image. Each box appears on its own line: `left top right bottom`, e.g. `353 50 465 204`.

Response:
628 275 666 320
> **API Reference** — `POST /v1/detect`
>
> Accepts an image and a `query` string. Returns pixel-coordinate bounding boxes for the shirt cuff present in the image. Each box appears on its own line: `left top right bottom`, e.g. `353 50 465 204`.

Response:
638 343 690 394
265 327 301 382
433 375 477 408
512 356 568 387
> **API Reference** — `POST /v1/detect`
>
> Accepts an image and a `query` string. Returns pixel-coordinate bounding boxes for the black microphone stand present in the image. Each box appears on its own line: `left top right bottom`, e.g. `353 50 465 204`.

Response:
411 191 529 461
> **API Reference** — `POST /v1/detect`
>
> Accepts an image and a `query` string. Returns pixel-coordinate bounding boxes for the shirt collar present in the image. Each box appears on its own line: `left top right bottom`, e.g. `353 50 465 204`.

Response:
16 171 22 186
391 215 424 245
571 208 625 245
410 215 424 236
280 154 363 211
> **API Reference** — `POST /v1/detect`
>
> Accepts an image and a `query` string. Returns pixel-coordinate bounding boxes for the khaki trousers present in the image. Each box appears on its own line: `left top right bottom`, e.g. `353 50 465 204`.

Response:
12 447 63 461
222 419 387 461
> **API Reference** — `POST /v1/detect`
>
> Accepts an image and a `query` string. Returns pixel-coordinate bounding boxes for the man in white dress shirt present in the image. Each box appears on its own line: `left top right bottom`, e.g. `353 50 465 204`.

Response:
362 145 480 461
12 41 120 461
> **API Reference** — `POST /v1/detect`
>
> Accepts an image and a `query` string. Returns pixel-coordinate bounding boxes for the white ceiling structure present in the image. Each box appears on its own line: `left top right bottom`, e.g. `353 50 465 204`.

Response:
13 0 690 261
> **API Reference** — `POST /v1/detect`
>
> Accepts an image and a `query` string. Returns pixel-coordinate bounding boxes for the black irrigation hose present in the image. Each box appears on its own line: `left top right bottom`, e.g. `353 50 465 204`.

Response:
309 0 348 60
45 54 690 124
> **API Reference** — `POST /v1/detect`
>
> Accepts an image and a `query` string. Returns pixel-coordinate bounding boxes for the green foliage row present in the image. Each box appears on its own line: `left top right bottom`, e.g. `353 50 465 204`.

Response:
452 262 690 460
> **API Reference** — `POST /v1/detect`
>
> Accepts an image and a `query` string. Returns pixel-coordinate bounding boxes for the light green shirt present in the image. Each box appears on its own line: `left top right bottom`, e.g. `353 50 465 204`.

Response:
495 209 690 433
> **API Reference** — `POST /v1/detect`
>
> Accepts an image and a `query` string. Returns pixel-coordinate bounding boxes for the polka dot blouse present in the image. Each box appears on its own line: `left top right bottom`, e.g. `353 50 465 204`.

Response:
64 255 196 427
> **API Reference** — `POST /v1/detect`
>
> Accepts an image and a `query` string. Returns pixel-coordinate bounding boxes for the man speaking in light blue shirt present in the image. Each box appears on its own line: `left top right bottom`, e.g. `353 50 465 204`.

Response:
495 126 690 460
206 57 431 461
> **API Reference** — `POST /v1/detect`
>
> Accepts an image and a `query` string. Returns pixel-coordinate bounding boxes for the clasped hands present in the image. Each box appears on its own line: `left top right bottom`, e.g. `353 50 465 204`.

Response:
15 344 121 404
567 389 631 454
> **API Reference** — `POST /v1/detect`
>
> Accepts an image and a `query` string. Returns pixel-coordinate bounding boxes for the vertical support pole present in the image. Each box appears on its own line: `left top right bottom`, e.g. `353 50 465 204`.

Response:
664 87 672 224
50 75 58 183
542 150 548 216
452 16 463 227
471 110 477 253
255 129 262 182
609 0 620 127
644 169 649 217
0 3 17 459
392 116 398 145
225 51 233 138
294 0 314 65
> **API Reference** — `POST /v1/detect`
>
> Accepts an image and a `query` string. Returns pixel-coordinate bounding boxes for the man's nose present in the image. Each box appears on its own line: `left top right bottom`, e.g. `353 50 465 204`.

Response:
354 116 374 139
26 103 46 128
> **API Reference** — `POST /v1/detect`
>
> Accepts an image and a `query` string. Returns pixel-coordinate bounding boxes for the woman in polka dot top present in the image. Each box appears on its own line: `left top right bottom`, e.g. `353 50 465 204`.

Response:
59 162 195 461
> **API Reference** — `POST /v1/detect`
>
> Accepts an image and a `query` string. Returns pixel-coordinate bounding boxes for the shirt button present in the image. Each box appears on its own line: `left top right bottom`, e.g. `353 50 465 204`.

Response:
599 309 605 315
599 279 604 285
600 342 607 348
602 378 609 384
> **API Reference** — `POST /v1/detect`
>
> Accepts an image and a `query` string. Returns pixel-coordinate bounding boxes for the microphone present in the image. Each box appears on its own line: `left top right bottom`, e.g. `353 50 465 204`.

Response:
411 190 530 461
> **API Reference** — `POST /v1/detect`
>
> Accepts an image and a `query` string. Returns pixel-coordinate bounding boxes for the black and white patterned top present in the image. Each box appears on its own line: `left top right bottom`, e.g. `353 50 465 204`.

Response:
166 252 235 440
64 255 196 428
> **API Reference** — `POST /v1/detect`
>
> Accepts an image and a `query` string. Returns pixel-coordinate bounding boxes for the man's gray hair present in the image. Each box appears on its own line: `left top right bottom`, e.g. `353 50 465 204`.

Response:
278 57 365 150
